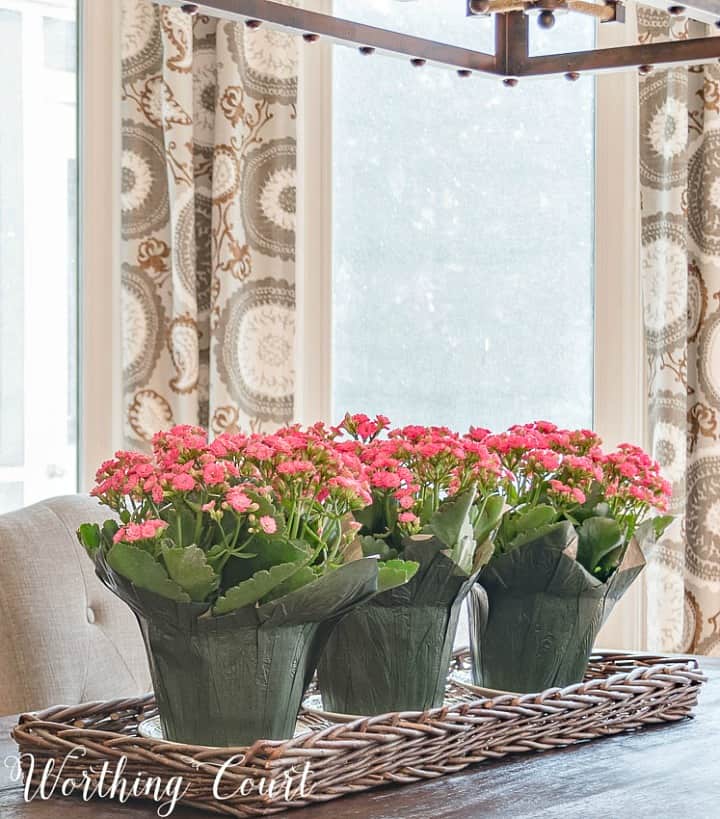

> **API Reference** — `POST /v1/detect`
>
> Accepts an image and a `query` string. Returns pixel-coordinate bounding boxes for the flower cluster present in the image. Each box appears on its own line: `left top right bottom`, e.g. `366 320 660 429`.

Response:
474 421 670 518
90 423 374 567
82 417 671 603
602 443 671 510
335 415 501 539
472 421 671 575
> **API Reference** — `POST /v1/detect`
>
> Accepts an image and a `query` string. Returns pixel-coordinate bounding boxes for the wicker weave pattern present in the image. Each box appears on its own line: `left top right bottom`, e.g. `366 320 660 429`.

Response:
11 651 706 817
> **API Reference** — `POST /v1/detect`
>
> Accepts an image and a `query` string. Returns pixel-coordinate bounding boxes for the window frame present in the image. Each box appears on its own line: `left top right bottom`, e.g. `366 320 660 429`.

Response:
78 0 122 490
296 5 646 647
0 0 83 510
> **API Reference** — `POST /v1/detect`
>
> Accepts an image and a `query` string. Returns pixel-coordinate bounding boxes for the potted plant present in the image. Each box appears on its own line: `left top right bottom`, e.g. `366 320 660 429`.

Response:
316 415 504 715
78 424 418 746
465 422 672 693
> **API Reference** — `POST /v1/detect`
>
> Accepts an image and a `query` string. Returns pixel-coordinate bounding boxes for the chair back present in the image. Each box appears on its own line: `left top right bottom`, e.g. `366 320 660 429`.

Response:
0 496 150 715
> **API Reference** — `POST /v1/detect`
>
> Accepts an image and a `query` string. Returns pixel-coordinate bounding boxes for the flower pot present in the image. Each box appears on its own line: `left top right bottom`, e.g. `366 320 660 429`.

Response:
467 521 645 693
95 551 378 746
317 540 481 715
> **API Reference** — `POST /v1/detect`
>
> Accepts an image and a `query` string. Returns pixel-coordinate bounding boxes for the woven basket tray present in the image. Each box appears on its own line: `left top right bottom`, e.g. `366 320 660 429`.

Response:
11 650 706 817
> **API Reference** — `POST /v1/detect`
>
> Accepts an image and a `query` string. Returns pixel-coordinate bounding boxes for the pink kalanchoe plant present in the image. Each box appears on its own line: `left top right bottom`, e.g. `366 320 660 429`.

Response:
470 421 672 580
316 415 506 716
333 414 504 566
78 423 422 747
80 423 417 614
466 421 673 694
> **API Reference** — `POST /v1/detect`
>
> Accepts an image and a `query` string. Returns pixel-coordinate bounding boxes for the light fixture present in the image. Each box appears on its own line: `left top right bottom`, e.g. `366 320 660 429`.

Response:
161 0 720 80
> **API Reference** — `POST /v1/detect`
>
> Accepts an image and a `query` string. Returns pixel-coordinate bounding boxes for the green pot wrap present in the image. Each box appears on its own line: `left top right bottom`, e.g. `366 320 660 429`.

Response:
317 538 481 715
95 550 378 746
467 521 645 693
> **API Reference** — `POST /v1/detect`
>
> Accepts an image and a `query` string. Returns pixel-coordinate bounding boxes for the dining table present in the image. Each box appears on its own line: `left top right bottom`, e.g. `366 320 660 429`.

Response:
1 656 718 819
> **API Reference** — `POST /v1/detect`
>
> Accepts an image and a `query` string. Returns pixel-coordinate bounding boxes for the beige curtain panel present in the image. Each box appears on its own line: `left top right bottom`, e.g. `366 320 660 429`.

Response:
120 0 297 444
639 7 720 655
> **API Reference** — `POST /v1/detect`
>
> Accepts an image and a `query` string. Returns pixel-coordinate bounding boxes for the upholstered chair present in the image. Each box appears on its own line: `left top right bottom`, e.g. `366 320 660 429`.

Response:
0 495 150 715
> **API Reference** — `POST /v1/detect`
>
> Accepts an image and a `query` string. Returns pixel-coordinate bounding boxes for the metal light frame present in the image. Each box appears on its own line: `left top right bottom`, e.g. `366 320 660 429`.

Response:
161 0 720 80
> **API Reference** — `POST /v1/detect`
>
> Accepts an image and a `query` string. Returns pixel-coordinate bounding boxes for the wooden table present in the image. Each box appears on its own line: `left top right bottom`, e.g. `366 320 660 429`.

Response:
2 658 718 819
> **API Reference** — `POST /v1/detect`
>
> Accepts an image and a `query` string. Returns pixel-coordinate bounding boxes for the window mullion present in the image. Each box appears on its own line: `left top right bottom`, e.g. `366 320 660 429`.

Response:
594 7 646 650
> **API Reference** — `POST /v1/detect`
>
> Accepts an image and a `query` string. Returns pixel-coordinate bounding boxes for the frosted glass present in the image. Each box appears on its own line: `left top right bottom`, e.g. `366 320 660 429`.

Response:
331 2 594 432
0 0 78 513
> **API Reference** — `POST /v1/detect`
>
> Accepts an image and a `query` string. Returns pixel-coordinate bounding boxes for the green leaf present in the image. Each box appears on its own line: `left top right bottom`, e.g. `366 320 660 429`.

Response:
262 565 318 602
472 537 495 574
419 492 436 527
570 482 605 522
221 534 310 589
206 543 256 574
353 503 378 533
249 534 310 572
353 490 397 535
595 543 625 580
378 559 419 592
246 490 284 526
360 535 395 560
164 506 198 548
453 522 478 576
508 521 563 550
102 519 119 547
384 493 399 533
162 544 219 602
506 504 558 541
107 542 191 602
77 523 101 559
641 514 674 541
576 516 624 575
213 562 303 614
654 515 674 537
428 488 477 550
473 494 505 545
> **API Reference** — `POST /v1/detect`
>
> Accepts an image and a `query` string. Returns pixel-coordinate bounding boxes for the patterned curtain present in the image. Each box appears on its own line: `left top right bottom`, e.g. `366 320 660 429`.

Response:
639 7 720 655
120 0 297 445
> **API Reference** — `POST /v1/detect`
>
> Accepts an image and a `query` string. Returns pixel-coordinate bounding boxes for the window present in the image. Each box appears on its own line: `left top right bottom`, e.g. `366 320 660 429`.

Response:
330 1 595 432
298 2 642 647
0 0 78 514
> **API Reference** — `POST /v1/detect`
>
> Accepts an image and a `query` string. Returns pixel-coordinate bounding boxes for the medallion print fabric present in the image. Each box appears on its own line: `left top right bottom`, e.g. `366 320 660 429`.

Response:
120 0 297 442
639 7 720 655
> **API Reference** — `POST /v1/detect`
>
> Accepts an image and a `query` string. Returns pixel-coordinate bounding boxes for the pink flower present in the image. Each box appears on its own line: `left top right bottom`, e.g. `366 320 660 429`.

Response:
570 487 586 504
202 462 226 486
398 512 419 525
201 500 216 512
535 451 561 471
371 471 402 489
114 521 166 543
140 519 167 539
259 515 277 534
244 441 274 461
125 523 143 541
171 473 195 492
618 461 639 478
276 459 315 475
226 487 253 513
208 438 229 457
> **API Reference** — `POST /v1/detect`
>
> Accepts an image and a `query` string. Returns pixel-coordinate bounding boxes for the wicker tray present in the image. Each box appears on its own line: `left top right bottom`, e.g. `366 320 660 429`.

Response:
11 650 706 817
